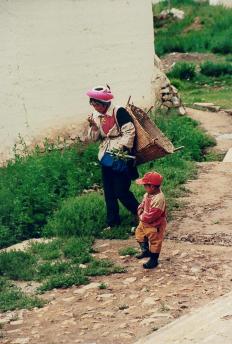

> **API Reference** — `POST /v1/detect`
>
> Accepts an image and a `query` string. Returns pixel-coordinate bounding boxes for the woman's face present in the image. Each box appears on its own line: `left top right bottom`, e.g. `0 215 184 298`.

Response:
90 100 108 114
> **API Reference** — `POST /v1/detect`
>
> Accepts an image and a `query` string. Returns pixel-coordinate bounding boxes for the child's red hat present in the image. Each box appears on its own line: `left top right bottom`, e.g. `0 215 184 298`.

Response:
136 172 163 186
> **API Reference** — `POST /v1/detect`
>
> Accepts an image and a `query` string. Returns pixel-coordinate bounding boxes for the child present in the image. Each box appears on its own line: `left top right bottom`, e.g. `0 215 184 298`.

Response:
135 172 167 269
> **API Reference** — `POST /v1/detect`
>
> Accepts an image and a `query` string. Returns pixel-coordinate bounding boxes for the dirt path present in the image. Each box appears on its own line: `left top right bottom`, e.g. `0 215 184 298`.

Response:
1 108 232 344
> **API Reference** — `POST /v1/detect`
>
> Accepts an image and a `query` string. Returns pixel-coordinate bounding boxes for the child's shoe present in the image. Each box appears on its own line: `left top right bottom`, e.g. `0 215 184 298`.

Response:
136 242 150 259
143 253 159 269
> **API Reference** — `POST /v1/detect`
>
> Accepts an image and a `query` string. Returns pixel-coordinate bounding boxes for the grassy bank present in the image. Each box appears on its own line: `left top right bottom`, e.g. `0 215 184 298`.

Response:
0 110 215 311
168 61 232 108
153 0 232 56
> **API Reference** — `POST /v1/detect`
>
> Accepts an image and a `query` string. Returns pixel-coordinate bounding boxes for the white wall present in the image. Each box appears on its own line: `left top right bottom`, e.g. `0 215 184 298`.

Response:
0 0 156 161
209 0 232 6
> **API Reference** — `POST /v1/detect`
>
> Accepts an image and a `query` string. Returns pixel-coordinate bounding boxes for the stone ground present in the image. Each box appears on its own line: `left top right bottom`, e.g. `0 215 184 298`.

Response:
0 108 232 344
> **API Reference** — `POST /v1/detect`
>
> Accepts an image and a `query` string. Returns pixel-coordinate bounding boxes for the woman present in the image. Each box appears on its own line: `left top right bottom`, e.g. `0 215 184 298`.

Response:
86 85 139 230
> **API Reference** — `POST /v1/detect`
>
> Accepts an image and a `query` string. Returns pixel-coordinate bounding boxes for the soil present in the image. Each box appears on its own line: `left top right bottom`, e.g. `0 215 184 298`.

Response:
1 108 232 344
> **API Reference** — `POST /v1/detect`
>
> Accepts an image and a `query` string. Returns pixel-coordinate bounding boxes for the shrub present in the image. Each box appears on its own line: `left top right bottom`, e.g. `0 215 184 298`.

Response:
0 143 101 248
200 61 232 77
0 250 37 280
167 62 196 80
43 193 106 238
118 247 138 256
0 277 44 312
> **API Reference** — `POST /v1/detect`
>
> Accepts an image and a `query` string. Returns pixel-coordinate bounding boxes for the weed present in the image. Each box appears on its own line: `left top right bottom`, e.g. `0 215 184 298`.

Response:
118 247 138 256
167 62 196 80
0 277 44 312
200 61 232 77
98 283 108 289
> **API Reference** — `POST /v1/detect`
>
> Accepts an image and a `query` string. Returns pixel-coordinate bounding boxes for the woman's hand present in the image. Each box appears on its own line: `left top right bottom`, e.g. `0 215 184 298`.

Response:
88 115 98 129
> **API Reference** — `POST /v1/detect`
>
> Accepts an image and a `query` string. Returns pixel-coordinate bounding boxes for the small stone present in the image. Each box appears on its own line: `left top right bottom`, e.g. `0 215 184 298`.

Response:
99 311 115 318
142 297 156 307
73 282 100 294
160 87 170 94
161 81 170 89
171 96 181 107
62 296 75 302
172 250 180 256
170 85 178 94
10 320 23 325
0 318 10 325
162 94 172 101
12 338 30 344
98 293 113 299
79 264 87 269
92 323 103 330
163 101 173 108
123 277 137 285
178 106 186 115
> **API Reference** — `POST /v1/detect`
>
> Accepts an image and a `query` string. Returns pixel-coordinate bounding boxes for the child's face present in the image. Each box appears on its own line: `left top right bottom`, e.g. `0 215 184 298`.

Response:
144 184 156 194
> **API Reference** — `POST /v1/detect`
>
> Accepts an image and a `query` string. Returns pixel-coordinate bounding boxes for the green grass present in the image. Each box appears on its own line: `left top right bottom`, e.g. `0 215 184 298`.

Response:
168 61 232 109
0 142 101 248
118 247 138 256
153 0 232 56
0 109 216 311
0 236 126 310
0 277 44 312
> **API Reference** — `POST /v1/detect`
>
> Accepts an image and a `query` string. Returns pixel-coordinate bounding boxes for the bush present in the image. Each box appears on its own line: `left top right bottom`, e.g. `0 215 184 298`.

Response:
0 250 36 280
167 62 196 80
0 143 101 248
211 30 232 54
43 193 106 238
0 277 44 312
200 61 232 77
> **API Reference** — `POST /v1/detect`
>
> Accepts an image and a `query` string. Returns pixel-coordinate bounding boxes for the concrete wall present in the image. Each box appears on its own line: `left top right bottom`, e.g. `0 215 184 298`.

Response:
209 0 232 6
0 0 156 161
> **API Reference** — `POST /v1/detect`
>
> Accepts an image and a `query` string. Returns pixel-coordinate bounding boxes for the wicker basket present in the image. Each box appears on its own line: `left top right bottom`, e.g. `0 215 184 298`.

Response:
126 103 175 165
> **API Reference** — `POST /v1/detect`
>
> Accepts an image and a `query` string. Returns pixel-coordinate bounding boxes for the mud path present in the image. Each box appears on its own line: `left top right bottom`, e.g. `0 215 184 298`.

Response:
1 108 232 344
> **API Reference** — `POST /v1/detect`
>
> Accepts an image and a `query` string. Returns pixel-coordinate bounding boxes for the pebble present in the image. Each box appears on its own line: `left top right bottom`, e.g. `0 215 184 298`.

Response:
142 297 156 307
123 277 137 285
12 338 30 344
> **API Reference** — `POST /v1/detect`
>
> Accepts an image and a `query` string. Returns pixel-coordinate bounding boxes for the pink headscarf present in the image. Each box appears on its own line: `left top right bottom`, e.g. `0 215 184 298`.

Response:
86 85 114 102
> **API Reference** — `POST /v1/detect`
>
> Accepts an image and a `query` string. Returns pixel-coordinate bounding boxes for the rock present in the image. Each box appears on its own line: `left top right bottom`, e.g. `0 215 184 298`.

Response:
73 282 100 294
102 331 110 337
163 101 173 108
12 338 30 344
0 318 10 325
92 323 103 330
178 106 186 115
161 81 170 89
10 320 24 325
79 264 87 269
142 297 156 307
99 311 115 318
171 96 181 107
162 94 172 101
170 85 178 94
160 87 170 94
224 109 232 115
141 317 156 325
193 102 221 112
172 250 180 256
170 8 185 20
98 293 113 299
123 277 137 285
62 296 75 302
